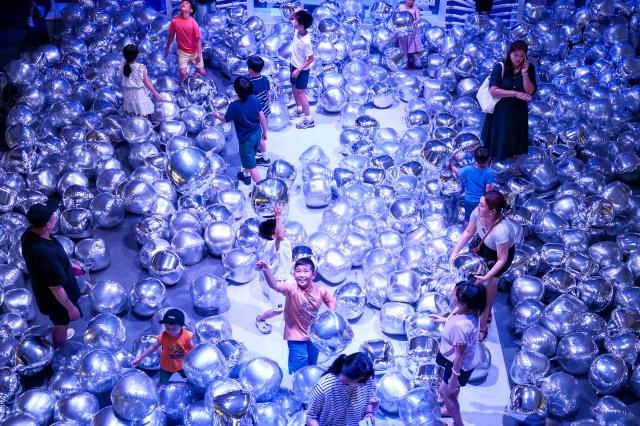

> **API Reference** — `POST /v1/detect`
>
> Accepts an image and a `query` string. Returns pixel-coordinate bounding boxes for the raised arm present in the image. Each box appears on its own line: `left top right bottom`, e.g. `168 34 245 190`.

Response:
256 261 287 293
273 203 286 249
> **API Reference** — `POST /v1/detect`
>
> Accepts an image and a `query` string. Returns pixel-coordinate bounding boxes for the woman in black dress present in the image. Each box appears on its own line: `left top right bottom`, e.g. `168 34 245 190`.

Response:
481 40 536 162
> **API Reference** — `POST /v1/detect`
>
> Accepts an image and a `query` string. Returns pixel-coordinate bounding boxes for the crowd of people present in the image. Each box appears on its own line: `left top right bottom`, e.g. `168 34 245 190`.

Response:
15 2 538 425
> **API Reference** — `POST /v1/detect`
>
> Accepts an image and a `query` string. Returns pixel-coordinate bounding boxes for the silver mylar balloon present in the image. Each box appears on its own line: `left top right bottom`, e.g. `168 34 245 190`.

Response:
90 193 124 229
267 102 290 131
210 388 254 424
191 275 230 316
2 288 35 322
12 335 54 376
594 395 632 425
90 280 128 315
510 276 545 305
388 197 422 233
239 357 282 403
218 189 245 220
183 343 228 390
508 385 547 417
54 391 99 424
251 178 289 219
96 169 126 195
183 401 213 426
129 278 166 318
509 350 550 385
604 330 640 366
158 382 198 421
405 311 444 341
195 316 232 344
252 402 287 426
359 340 394 373
364 271 389 309
110 370 158 421
407 334 439 363
168 148 212 194
381 302 415 335
171 231 206 266
49 367 81 398
303 178 332 208
541 294 586 337
216 339 246 371
397 387 440 426
575 277 613 313
121 116 153 144
204 222 236 257
291 365 324 404
139 235 171 268
84 314 126 351
266 160 297 187
317 248 352 284
59 208 93 239
149 250 184 286
14 388 56 425
132 335 161 371
376 370 411 415
76 349 120 394
308 310 354 356
121 180 157 215
334 281 366 320
589 354 628 395
521 325 557 358
51 341 87 372
452 254 489 281
387 270 421 304
222 249 257 284
556 332 599 375
74 238 110 271
0 367 21 403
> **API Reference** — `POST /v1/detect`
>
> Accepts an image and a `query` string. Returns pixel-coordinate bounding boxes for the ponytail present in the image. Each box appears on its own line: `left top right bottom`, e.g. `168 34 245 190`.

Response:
324 352 374 382
123 63 132 78
122 44 139 79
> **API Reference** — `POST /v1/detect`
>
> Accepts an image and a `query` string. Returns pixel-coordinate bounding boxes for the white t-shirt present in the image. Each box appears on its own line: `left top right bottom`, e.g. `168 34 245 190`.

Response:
263 238 292 282
290 31 313 69
439 313 480 371
470 208 517 250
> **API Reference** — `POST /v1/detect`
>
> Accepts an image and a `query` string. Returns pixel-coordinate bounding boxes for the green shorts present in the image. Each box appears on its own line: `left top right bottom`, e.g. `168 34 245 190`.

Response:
239 130 261 169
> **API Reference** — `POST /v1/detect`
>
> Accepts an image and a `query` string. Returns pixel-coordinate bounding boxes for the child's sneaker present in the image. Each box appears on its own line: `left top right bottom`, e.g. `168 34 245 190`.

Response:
236 171 252 185
256 157 271 167
296 118 315 129
289 108 304 119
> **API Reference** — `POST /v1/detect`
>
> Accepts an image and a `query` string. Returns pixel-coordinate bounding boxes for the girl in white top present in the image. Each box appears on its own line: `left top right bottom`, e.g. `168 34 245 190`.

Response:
430 280 486 426
122 44 162 117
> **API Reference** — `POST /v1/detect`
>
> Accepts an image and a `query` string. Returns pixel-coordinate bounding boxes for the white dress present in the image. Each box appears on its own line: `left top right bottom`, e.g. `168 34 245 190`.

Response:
122 63 154 116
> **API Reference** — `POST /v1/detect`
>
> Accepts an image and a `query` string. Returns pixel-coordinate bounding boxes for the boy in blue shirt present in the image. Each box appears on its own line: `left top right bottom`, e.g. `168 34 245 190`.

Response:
449 147 495 224
213 77 267 185
247 55 271 167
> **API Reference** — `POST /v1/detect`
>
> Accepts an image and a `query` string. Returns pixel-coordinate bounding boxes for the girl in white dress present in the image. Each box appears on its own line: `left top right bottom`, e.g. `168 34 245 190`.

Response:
122 44 162 117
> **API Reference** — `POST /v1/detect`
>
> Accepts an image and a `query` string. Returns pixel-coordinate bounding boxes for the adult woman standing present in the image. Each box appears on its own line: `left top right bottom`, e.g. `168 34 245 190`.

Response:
449 190 517 341
306 352 377 426
481 40 536 162
430 281 487 426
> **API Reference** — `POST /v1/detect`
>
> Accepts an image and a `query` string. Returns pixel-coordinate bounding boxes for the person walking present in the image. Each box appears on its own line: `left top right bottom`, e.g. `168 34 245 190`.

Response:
121 44 163 118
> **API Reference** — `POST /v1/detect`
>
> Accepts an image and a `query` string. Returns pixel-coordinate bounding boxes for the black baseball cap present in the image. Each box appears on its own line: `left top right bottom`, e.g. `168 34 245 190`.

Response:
159 309 185 326
26 199 59 228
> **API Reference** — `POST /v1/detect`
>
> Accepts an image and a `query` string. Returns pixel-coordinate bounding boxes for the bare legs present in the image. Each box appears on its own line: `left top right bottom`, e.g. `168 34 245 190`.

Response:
256 309 281 323
178 66 206 81
247 167 261 183
291 86 310 117
479 277 497 334
439 381 464 426
52 325 69 348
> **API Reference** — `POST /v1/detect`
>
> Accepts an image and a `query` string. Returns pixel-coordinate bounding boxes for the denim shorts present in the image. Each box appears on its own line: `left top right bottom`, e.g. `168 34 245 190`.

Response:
289 64 310 89
287 340 319 374
238 129 261 169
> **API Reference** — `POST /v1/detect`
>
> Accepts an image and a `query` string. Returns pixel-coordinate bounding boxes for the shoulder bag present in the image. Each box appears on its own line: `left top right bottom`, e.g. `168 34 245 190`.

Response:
476 62 504 114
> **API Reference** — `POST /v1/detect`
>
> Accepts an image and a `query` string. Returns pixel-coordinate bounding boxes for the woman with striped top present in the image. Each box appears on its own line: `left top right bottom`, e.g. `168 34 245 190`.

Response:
306 352 377 426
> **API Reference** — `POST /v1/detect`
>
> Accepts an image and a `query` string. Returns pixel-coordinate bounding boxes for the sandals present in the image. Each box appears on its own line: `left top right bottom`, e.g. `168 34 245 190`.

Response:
440 406 451 418
479 328 488 342
487 312 493 323
255 319 272 335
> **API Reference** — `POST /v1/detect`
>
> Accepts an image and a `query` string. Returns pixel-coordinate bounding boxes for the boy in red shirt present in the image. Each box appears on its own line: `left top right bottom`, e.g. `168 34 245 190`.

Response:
165 0 206 81
132 309 195 385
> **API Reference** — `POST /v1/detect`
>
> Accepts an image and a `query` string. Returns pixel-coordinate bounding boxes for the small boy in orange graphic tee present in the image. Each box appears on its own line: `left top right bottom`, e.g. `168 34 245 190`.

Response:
132 308 195 385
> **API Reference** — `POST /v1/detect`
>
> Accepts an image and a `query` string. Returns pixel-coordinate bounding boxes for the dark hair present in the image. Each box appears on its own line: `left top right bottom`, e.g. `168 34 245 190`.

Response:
258 219 276 240
325 352 374 382
294 257 315 272
293 10 313 29
455 280 487 316
503 40 529 76
473 146 490 164
122 44 139 78
233 76 253 99
247 55 265 73
181 0 195 15
482 189 507 216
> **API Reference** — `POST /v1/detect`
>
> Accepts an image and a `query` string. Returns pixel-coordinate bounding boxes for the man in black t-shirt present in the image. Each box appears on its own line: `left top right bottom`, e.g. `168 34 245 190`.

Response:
21 200 82 347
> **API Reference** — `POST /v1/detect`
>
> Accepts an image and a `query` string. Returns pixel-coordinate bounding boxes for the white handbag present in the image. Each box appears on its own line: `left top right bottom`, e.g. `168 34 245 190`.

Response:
476 62 504 114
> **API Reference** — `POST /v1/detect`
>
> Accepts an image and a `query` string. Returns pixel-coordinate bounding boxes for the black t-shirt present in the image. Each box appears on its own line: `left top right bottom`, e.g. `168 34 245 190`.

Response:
20 230 81 315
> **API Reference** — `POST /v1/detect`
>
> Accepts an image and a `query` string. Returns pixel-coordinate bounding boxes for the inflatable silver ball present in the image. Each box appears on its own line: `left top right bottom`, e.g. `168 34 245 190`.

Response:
51 341 87 372
510 276 544 305
14 388 56 425
11 334 54 376
308 311 354 356
183 343 229 390
509 350 550 385
149 249 185 286
204 378 243 413
84 314 126 352
76 349 121 394
90 280 128 315
171 231 206 266
90 193 125 229
140 239 171 271
222 249 257 284
59 208 93 239
49 367 81 399
589 354 629 395
251 178 289 219
2 288 36 322
121 180 157 215
538 372 581 417
236 219 266 254
183 401 213 426
469 341 492 383
1 413 39 426
405 312 444 341
266 160 297 188
521 325 557 358
334 281 366 320
159 382 198 421
319 88 348 114
0 264 24 290
168 148 212 195
132 335 161 371
205 222 236 257
191 275 230 316
387 270 421 304
303 178 333 208
397 387 440 425
216 340 246 371
135 217 170 246
292 365 324 404
508 385 547 417
121 116 153 145
194 316 232 344
209 388 255 424
317 248 352 284
267 102 290 131
54 391 100 424
130 278 166 318
239 357 283 403
376 370 411 415
388 196 422 234
272 387 302 418
74 238 110 272
0 366 21 403
359 339 394 372
253 402 287 426
593 395 631 425
217 189 245 220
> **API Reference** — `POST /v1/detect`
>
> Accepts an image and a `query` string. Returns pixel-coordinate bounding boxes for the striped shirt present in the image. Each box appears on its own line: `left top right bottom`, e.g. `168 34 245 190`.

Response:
251 75 270 117
307 374 375 426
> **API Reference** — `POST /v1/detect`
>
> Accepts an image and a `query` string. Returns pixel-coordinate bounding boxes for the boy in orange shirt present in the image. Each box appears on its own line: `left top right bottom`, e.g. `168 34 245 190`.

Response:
165 0 206 81
256 257 336 374
132 309 195 385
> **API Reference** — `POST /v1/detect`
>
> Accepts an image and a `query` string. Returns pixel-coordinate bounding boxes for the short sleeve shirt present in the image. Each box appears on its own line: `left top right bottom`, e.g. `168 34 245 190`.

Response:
169 16 201 54
458 166 496 202
158 329 193 372
281 283 335 341
439 313 479 371
306 374 375 426
20 230 81 315
224 95 262 144
251 76 271 117
470 208 516 250
290 31 313 69
122 63 147 89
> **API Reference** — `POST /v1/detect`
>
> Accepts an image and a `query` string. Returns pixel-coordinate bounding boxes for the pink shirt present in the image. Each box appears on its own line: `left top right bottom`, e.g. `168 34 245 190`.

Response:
281 283 335 341
169 16 201 54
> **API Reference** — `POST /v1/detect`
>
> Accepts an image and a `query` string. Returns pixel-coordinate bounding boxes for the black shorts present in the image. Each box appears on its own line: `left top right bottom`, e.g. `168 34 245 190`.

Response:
436 352 474 386
47 302 82 326
476 244 516 278
290 65 310 89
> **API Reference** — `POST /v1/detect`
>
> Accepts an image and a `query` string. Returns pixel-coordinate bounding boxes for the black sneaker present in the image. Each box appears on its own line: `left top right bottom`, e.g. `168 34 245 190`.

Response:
296 118 315 129
256 157 271 167
236 171 252 185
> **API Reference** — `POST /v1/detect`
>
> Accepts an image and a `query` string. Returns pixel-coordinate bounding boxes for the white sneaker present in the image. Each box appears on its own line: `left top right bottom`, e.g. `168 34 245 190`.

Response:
296 118 315 129
289 109 304 119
